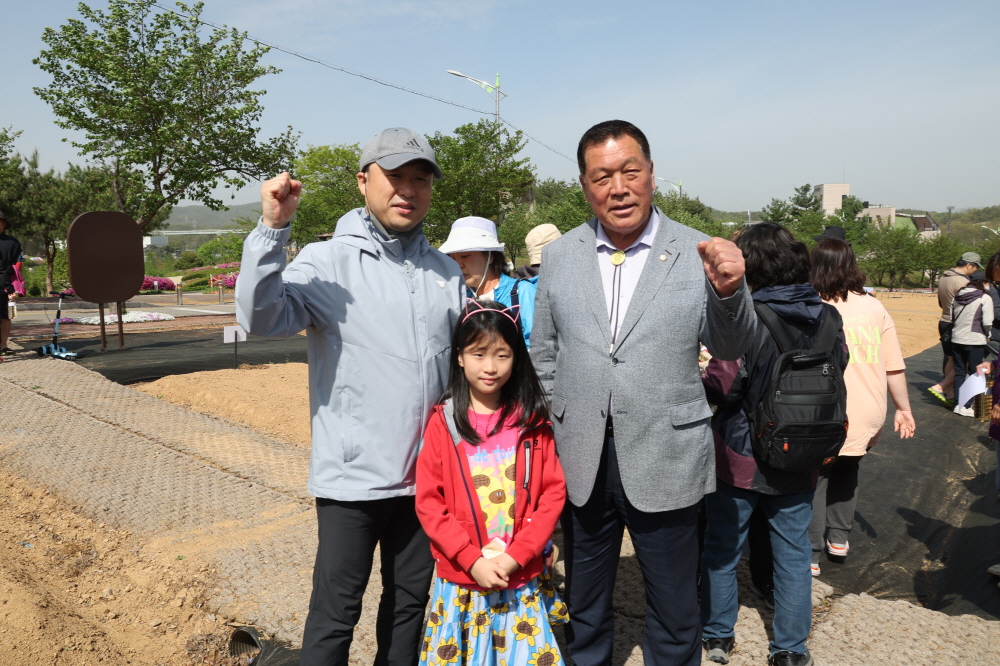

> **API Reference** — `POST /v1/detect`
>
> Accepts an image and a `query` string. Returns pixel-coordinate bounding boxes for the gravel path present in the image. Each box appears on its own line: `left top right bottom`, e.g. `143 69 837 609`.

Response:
0 352 996 664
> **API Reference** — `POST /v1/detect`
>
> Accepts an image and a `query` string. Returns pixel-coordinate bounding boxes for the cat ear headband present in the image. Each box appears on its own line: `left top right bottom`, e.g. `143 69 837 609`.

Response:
462 298 521 327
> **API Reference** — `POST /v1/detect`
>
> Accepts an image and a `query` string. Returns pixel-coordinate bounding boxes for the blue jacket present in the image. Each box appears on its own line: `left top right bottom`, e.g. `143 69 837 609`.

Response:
468 272 538 348
236 209 465 500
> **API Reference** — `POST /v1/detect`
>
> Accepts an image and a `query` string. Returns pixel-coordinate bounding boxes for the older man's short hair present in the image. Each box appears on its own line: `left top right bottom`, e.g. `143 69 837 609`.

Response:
577 120 651 174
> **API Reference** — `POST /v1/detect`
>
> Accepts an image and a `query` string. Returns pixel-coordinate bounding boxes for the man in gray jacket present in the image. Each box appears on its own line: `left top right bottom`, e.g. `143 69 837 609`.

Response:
236 128 464 666
531 120 755 666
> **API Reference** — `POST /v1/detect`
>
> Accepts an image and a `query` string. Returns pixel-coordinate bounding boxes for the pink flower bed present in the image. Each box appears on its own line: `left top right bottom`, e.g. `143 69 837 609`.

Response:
209 272 239 289
141 276 176 291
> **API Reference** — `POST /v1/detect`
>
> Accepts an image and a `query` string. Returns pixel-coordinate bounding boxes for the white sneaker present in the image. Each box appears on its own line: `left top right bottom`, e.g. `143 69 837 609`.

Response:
810 562 820 577
953 405 974 417
826 540 849 557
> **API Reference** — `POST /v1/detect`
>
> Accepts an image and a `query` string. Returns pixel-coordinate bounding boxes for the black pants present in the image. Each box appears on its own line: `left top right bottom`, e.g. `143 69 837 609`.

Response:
562 424 701 666
952 342 985 408
300 496 434 666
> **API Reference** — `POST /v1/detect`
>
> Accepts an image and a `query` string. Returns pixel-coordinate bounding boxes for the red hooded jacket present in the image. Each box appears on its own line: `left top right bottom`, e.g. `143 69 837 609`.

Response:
415 402 566 591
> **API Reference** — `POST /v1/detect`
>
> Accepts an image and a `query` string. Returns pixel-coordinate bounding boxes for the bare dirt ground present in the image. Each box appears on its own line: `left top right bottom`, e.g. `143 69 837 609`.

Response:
0 295 963 665
0 467 241 666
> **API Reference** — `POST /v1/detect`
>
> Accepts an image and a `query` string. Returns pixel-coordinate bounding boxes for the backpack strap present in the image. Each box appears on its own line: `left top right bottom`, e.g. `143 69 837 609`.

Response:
510 279 526 337
812 304 840 353
754 302 839 354
753 303 799 354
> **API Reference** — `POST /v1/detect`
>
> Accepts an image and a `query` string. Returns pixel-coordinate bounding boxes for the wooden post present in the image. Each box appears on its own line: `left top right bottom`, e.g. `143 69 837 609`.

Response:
98 303 107 352
116 301 125 350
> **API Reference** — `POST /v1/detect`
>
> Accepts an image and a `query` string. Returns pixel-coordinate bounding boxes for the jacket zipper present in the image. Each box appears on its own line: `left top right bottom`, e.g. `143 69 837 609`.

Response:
452 437 484 550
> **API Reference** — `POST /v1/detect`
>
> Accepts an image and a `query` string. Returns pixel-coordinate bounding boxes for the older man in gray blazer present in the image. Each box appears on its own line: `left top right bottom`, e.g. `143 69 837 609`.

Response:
531 120 756 666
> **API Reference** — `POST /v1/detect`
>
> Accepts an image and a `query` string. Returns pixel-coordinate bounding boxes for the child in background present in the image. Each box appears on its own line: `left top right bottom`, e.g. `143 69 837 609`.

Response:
415 300 567 666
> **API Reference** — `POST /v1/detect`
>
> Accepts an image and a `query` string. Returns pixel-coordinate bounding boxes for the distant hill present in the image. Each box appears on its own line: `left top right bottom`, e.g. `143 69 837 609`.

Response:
162 202 260 230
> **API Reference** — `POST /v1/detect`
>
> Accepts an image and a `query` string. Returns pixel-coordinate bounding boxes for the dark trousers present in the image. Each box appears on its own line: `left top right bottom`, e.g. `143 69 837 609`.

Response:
562 426 701 666
952 342 986 408
300 496 434 666
747 502 774 591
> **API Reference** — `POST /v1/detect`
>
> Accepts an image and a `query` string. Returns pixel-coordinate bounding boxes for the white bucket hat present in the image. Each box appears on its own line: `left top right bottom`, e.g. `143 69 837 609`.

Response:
438 217 505 255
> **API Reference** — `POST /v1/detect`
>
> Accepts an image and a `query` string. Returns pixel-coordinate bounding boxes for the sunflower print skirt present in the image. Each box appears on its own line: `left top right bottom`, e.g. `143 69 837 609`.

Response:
420 570 569 666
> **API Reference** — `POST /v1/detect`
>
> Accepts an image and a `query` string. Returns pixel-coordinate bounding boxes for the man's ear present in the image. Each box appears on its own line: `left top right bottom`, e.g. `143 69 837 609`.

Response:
356 171 367 196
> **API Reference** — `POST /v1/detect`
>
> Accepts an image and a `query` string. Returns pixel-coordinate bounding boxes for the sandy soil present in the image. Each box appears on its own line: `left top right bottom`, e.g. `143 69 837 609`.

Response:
0 468 243 666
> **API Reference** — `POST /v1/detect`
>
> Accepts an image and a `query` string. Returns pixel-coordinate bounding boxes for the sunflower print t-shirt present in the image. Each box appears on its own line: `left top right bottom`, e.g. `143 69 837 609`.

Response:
462 410 519 545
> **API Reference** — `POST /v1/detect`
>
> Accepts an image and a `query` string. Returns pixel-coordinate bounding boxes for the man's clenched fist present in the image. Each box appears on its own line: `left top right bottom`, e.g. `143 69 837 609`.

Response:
697 237 745 299
261 172 302 229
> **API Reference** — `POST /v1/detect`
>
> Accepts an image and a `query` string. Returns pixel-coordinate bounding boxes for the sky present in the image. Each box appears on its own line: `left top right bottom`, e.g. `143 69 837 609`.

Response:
6 0 1000 214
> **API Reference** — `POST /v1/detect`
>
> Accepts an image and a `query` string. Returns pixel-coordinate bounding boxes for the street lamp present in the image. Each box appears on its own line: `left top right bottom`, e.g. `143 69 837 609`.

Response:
447 70 506 125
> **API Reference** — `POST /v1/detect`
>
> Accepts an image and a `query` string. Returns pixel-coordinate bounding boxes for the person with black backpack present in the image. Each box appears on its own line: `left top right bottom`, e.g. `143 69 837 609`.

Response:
699 223 848 666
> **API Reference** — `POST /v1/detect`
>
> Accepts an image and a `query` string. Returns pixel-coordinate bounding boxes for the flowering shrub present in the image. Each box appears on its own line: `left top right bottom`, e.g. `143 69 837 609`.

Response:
209 272 239 289
185 262 241 273
56 317 75 324
74 311 176 325
141 276 176 291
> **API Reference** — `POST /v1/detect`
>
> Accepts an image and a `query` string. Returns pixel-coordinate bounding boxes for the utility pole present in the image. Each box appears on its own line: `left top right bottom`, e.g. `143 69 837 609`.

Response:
947 206 954 235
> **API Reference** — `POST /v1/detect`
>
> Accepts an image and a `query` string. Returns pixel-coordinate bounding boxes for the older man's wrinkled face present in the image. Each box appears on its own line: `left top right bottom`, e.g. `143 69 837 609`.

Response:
579 135 655 247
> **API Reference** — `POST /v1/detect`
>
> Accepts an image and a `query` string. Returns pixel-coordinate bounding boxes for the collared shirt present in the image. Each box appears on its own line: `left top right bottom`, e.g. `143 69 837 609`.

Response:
596 208 659 343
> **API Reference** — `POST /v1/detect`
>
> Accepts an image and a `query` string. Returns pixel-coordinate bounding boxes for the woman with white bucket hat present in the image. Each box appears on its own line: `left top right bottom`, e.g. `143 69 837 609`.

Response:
439 216 538 348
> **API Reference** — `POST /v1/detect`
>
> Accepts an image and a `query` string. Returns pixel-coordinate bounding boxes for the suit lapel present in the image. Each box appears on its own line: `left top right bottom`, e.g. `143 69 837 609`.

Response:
577 219 613 350
613 211 680 352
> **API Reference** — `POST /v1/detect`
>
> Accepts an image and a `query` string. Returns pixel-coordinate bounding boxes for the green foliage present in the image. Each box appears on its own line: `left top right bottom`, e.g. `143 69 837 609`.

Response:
174 251 202 270
760 198 792 225
919 233 966 288
833 195 871 247
654 191 729 237
195 234 245 265
425 120 535 244
33 0 298 230
291 144 363 247
790 184 821 215
859 226 921 290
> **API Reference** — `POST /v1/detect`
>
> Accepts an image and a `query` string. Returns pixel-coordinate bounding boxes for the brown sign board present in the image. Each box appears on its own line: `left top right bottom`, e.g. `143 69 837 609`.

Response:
67 211 144 304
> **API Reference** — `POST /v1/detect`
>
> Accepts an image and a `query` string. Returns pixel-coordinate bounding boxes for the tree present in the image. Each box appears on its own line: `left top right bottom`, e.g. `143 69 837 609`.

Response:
195 233 246 265
33 0 298 231
789 184 821 216
760 197 792 225
860 226 921 290
424 120 535 244
918 233 965 289
834 195 870 247
654 190 729 237
290 144 364 247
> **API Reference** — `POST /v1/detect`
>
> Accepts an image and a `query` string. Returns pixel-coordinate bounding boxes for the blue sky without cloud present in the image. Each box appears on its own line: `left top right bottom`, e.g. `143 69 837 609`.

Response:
6 1 1000 213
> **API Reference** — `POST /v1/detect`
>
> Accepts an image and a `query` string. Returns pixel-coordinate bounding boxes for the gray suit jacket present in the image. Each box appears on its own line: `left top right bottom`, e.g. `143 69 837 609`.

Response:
530 209 756 512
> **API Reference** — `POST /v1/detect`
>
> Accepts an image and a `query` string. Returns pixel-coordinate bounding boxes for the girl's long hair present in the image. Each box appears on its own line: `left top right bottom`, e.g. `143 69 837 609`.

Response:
442 300 549 445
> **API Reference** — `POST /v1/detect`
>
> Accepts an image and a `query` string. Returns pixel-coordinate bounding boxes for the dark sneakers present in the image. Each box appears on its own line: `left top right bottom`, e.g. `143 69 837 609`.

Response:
704 637 736 664
769 650 814 666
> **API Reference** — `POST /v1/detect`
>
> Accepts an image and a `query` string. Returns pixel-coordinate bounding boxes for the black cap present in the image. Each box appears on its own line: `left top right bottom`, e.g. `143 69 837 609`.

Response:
814 225 847 243
971 270 987 281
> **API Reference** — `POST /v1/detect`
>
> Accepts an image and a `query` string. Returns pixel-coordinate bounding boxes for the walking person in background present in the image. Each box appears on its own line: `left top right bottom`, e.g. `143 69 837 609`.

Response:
236 128 465 666
700 223 846 666
514 223 562 279
928 253 980 406
415 301 567 666
0 210 24 355
950 271 993 417
439 217 538 348
808 238 915 574
983 252 1000 362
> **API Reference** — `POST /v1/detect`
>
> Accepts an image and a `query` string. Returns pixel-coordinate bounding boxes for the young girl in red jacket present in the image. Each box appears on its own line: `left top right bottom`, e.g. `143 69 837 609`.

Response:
416 300 568 666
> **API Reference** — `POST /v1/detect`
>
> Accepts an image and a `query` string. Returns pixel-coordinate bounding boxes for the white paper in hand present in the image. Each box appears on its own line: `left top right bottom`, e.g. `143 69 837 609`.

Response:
958 372 987 409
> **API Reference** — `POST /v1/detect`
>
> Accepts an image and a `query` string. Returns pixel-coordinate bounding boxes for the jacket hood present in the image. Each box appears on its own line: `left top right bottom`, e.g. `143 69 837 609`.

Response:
752 283 825 325
954 286 985 305
332 207 427 257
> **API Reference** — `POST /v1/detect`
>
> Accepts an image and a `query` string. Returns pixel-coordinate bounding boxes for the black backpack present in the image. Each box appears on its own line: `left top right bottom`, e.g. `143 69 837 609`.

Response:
744 303 848 472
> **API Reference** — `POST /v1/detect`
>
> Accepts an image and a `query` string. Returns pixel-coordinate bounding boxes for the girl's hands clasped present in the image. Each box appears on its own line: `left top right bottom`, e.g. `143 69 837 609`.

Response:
470 557 509 589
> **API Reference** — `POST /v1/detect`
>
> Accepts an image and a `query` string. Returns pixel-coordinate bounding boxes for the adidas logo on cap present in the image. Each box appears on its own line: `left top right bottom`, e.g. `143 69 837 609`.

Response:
404 138 421 150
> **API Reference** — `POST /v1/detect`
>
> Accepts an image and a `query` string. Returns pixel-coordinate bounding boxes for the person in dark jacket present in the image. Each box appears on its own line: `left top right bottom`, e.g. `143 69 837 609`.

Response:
699 223 847 666
0 211 24 354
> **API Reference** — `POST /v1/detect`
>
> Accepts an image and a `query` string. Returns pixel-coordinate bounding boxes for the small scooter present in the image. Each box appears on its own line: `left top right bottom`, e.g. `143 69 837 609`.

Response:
38 291 78 360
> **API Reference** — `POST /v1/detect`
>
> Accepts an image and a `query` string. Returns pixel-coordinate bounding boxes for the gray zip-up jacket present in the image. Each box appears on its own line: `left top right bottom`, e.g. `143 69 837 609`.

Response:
235 208 464 500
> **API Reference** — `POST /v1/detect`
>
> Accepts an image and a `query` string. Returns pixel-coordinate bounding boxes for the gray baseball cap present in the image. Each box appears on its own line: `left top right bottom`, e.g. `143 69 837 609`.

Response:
359 128 443 179
961 251 983 268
